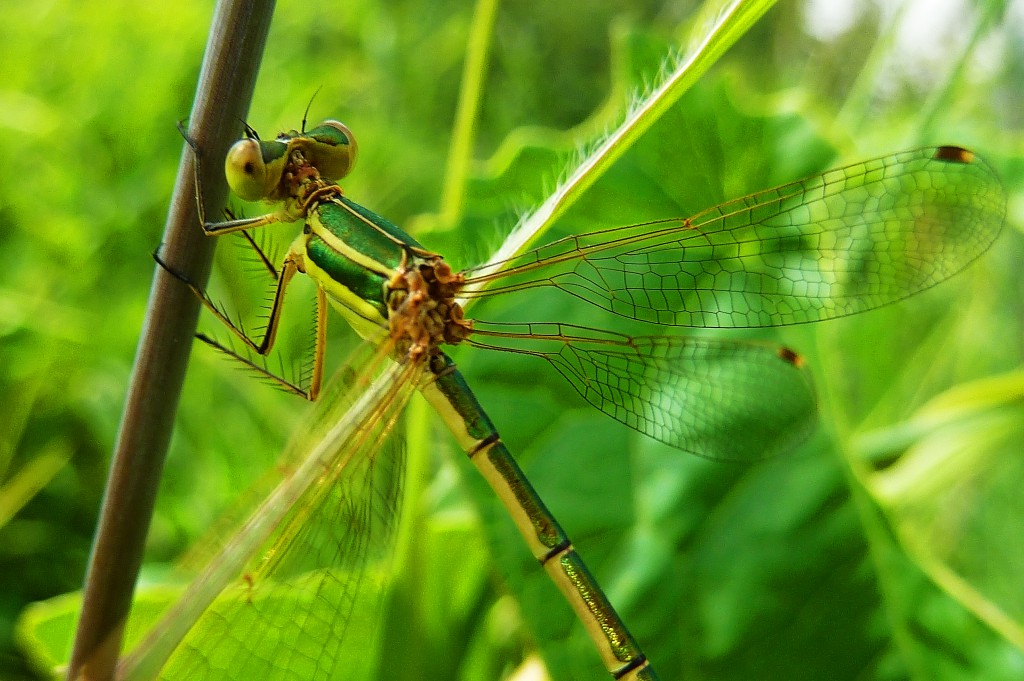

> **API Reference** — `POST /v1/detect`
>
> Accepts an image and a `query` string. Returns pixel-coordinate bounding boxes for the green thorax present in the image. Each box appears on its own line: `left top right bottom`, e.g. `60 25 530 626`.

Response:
301 193 425 340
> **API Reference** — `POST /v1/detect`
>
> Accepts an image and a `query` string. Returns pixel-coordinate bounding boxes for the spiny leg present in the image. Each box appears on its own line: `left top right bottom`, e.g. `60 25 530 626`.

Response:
177 120 295 235
235 223 280 281
154 249 327 400
306 286 327 400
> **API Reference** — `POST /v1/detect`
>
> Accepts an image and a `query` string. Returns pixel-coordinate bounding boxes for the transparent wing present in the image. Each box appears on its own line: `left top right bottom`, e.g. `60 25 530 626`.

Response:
462 147 1005 327
470 322 817 461
120 358 421 681
174 362 416 681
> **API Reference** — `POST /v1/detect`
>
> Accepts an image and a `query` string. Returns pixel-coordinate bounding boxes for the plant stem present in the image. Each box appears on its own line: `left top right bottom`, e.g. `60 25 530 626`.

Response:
65 2 276 679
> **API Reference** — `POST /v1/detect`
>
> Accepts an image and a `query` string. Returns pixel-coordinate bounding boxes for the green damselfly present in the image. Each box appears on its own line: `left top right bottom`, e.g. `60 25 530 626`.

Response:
137 118 1004 680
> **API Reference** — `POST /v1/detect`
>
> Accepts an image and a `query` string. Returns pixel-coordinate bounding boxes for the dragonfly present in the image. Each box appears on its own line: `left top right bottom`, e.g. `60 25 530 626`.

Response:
136 118 1004 681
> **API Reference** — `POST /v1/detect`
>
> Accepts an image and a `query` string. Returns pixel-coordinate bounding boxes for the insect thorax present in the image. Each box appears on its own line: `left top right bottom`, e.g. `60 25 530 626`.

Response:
386 254 473 360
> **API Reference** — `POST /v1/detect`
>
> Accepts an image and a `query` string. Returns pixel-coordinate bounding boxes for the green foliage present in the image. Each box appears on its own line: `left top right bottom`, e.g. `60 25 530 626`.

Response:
2 0 1022 680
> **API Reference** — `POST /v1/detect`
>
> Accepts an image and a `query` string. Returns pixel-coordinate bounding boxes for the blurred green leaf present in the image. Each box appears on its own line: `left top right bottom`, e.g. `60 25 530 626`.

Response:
3 0 1022 680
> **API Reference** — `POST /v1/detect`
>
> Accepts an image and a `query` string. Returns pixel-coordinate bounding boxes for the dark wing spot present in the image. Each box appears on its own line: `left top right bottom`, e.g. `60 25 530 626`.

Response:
933 146 974 164
777 346 804 368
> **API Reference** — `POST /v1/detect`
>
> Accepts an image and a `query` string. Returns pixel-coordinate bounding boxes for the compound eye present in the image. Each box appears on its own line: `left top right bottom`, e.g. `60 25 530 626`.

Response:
311 120 358 180
224 138 271 201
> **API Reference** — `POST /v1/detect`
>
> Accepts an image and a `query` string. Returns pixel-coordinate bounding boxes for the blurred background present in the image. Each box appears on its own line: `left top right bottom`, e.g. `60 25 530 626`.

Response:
0 0 1021 679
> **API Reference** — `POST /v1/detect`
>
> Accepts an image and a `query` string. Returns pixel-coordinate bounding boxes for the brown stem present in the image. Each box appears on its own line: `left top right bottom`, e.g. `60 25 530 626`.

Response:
65 2 276 679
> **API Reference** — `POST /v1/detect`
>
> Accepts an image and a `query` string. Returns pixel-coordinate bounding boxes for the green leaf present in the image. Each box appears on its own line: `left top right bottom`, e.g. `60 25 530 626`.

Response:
5 1 1021 680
